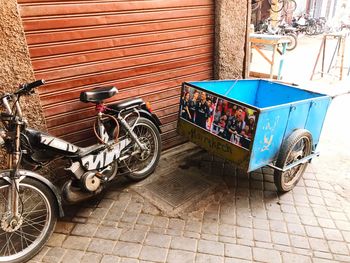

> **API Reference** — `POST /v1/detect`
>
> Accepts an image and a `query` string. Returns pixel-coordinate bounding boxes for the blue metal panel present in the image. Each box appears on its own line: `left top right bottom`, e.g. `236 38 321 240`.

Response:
283 102 311 140
255 81 324 108
305 97 332 148
189 79 260 106
249 106 290 172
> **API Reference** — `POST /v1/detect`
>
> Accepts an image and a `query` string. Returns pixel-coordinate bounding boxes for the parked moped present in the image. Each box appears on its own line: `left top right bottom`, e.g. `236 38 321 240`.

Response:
0 80 162 263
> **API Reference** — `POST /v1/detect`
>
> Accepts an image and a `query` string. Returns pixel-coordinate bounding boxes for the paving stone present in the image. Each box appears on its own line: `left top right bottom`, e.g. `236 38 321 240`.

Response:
120 258 138 263
287 223 306 236
323 228 344 241
334 254 350 262
170 236 197 252
137 214 154 225
166 249 195 263
313 251 333 259
269 220 287 233
152 216 169 228
168 218 185 230
61 249 84 263
144 232 171 248
330 211 348 221
224 257 251 263
317 218 336 229
224 243 252 260
201 233 219 241
119 229 147 243
94 225 122 240
281 252 311 263
139 245 168 262
101 255 120 263
87 238 116 254
335 220 350 231
54 221 75 234
299 215 319 226
62 236 91 250
252 218 269 230
253 247 281 263
253 229 271 242
271 231 290 246
47 233 67 247
290 235 310 249
236 238 254 247
184 231 201 239
308 238 330 252
198 239 224 256
236 227 253 240
219 224 235 237
328 240 349 255
202 221 219 235
71 223 98 237
121 212 138 223
305 226 324 238
185 219 202 233
81 252 103 263
113 241 142 258
42 247 66 263
195 253 224 263
342 231 350 242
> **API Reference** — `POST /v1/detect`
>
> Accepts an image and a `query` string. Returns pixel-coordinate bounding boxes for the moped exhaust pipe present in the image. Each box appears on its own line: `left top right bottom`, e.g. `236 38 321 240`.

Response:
62 180 102 204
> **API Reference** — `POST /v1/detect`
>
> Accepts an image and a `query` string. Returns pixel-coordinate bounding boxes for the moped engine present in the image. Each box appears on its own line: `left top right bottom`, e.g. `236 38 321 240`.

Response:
81 171 101 192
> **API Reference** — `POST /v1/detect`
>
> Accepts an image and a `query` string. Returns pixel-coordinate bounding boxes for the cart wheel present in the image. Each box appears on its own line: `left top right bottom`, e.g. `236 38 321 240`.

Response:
274 129 312 192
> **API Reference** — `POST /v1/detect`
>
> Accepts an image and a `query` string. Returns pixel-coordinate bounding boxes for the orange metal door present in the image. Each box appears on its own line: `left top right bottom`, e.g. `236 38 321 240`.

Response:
18 0 214 149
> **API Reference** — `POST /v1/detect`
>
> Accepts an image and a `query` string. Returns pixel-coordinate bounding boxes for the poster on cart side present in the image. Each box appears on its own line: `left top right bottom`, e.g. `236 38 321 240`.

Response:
179 84 257 150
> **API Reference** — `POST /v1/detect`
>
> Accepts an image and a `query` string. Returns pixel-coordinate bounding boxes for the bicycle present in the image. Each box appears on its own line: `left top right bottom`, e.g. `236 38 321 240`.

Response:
268 0 297 13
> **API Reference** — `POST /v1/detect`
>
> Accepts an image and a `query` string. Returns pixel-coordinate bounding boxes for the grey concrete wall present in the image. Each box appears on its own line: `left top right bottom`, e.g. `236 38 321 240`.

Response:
214 0 249 79
0 0 47 167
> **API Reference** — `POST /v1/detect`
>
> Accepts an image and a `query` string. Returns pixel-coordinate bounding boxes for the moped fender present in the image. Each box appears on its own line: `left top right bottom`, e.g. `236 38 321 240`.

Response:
138 108 162 132
0 169 64 217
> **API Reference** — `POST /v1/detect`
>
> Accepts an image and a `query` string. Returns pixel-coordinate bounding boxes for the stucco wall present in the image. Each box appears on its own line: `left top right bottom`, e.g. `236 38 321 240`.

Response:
0 0 46 166
214 0 249 79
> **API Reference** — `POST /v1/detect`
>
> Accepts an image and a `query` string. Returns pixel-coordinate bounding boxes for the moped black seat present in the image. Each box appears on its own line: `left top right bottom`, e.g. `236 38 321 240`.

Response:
109 98 144 111
80 86 118 103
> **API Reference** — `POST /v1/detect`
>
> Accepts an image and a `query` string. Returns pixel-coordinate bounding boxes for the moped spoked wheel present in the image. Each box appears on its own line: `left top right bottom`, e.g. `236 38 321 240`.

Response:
0 178 57 263
124 117 162 181
274 129 312 192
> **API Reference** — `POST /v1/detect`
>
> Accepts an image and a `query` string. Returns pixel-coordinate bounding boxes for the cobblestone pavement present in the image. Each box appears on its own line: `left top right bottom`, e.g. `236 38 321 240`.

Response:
28 37 350 263
28 96 350 263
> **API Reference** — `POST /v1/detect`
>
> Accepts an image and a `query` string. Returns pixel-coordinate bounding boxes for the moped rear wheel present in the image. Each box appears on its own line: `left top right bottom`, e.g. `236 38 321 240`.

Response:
124 117 162 181
274 129 312 192
0 177 57 263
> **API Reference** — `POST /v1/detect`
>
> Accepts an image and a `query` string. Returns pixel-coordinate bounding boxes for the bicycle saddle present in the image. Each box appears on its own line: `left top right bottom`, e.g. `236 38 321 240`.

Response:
80 86 118 103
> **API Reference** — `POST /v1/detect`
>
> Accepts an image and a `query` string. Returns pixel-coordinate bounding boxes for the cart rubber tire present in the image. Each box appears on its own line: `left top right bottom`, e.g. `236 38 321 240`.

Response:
274 129 313 192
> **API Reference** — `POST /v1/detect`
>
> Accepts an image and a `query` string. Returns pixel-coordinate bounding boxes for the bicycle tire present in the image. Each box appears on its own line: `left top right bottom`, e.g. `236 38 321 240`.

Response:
268 0 284 12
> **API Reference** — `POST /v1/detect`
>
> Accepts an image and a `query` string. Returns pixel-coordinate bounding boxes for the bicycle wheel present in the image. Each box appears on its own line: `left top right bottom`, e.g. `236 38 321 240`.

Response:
268 0 284 13
0 178 57 263
251 0 261 12
285 0 297 12
274 129 312 192
124 117 162 181
285 33 298 51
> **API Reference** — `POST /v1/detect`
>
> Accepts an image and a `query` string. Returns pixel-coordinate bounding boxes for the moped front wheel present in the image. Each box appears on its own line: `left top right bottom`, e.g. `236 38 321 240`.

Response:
0 177 57 263
124 117 162 181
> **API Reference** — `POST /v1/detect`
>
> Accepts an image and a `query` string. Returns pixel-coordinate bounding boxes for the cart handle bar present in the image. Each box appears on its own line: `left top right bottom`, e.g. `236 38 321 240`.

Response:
267 152 320 172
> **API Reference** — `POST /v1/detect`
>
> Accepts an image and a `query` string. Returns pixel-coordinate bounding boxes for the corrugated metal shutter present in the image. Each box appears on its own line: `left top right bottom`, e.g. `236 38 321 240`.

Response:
18 0 214 149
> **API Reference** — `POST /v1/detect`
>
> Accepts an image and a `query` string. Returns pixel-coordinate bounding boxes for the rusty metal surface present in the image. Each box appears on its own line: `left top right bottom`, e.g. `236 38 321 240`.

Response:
18 0 214 148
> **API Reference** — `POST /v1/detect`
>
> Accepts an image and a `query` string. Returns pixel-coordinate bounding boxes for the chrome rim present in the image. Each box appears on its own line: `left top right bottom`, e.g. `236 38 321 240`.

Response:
125 122 158 175
0 182 51 262
282 136 311 187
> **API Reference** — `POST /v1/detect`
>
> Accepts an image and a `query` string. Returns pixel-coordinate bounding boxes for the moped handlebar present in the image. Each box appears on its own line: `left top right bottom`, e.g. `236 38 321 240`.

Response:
16 79 45 95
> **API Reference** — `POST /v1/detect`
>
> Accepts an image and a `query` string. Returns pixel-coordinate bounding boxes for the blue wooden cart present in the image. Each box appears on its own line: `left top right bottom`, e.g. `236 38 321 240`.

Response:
177 79 332 192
